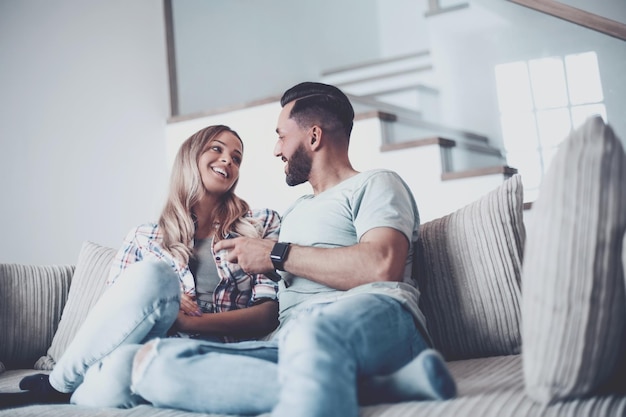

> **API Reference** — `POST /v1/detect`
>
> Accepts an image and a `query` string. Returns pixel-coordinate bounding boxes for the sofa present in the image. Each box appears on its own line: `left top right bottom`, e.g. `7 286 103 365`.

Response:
1 116 625 416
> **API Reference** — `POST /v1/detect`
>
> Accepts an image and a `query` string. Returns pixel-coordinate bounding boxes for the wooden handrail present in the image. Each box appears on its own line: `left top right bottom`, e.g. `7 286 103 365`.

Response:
508 0 626 42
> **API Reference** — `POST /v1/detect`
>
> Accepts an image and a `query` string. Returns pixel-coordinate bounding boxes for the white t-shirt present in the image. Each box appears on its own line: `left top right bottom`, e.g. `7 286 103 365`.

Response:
277 169 429 339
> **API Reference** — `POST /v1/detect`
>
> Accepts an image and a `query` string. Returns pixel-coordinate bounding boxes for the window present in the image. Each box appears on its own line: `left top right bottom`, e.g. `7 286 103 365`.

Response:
494 51 606 201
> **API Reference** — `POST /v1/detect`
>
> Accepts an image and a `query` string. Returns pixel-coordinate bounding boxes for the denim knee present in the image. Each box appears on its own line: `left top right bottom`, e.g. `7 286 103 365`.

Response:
120 260 180 300
280 309 353 359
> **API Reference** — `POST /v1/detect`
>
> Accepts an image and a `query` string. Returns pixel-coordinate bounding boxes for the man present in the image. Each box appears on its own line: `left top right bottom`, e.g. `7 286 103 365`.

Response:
125 82 456 417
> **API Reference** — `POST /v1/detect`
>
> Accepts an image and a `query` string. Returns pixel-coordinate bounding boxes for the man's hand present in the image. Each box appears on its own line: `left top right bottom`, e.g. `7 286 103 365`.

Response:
213 237 275 274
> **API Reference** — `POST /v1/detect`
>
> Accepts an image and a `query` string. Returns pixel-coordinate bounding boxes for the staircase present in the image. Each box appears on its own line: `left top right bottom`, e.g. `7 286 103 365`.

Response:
321 52 439 121
320 49 511 176
321 51 434 93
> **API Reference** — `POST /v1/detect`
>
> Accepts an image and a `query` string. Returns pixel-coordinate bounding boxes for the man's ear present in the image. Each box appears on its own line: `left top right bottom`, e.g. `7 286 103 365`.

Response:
309 126 322 150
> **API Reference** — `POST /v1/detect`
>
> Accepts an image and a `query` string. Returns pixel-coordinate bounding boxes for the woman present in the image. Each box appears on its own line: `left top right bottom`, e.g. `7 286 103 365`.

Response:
16 125 281 407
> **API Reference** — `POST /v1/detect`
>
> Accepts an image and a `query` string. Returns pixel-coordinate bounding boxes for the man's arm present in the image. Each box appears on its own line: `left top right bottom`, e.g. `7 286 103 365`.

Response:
214 227 409 291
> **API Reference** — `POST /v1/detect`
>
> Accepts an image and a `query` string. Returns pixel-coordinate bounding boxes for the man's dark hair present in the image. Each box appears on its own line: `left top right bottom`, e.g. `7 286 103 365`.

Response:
280 82 355 139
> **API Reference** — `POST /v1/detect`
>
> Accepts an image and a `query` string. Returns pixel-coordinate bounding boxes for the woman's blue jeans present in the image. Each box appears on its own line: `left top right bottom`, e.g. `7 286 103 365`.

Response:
131 293 427 417
47 260 180 404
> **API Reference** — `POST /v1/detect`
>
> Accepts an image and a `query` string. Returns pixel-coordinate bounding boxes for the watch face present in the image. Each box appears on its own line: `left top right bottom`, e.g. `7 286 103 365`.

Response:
272 243 289 259
271 242 290 270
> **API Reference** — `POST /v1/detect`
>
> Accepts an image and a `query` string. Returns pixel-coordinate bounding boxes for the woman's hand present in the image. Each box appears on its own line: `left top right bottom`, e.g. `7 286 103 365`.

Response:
172 294 202 333
179 293 202 317
173 310 200 333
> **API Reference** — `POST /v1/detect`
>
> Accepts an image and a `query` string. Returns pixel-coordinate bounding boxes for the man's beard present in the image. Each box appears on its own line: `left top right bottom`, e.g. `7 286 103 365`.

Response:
285 144 312 187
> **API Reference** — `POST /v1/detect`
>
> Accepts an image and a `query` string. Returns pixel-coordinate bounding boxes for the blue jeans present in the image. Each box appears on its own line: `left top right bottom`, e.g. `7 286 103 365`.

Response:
132 293 427 417
48 260 180 398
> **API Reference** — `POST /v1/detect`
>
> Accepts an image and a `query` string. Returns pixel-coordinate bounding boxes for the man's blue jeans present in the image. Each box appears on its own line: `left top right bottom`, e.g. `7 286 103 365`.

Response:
131 293 428 417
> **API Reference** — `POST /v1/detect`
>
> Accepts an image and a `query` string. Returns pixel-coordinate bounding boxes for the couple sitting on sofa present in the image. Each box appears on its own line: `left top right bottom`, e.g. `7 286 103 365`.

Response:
2 81 456 417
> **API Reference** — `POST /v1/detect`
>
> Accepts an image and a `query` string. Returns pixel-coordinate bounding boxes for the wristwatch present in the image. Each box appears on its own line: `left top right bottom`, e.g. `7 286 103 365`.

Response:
270 242 291 271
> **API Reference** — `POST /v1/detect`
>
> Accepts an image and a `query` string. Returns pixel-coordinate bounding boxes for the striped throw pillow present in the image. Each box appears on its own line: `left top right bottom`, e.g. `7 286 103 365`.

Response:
522 116 626 403
34 241 116 370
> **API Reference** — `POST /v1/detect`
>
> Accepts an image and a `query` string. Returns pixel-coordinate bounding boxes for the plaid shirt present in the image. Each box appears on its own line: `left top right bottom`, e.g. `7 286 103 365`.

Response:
107 208 281 312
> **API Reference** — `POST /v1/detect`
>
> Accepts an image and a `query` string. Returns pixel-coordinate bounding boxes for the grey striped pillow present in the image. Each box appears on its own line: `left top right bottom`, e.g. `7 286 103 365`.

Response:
522 116 626 403
414 174 525 360
34 241 116 370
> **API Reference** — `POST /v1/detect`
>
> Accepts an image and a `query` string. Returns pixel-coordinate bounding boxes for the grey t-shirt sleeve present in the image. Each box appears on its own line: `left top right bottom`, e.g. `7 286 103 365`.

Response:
352 171 420 243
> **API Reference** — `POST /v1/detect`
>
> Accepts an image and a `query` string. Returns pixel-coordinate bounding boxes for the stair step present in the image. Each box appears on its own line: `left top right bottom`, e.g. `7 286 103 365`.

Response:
379 134 504 174
441 165 517 181
363 84 440 117
382 113 491 146
381 137 455 152
425 1 469 17
363 83 439 98
354 110 397 122
322 51 431 84
331 68 436 97
348 95 490 147
321 51 438 105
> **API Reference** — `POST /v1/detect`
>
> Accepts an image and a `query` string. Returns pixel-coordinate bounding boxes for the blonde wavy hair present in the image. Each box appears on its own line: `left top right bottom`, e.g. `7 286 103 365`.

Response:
158 125 262 265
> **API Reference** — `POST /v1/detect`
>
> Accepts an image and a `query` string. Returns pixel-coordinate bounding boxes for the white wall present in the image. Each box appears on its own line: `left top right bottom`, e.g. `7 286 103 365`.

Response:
0 0 170 264
375 0 430 57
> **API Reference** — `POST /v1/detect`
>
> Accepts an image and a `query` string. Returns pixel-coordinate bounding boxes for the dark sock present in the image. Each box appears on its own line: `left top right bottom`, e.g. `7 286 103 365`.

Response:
20 373 55 393
16 374 71 403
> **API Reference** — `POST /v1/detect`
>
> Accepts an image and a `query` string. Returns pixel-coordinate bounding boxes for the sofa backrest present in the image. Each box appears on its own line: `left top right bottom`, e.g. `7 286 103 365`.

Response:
0 264 74 370
1 179 526 371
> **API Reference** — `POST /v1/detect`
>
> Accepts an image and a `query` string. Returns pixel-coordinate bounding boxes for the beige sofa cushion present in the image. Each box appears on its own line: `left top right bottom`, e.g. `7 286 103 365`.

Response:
522 116 626 403
414 174 525 360
0 264 74 371
34 241 116 370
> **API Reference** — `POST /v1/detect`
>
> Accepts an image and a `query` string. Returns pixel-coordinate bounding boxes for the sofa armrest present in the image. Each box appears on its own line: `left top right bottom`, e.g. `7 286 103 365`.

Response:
0 264 74 370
